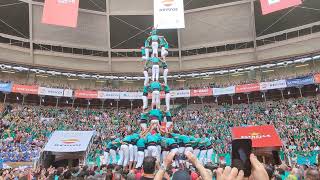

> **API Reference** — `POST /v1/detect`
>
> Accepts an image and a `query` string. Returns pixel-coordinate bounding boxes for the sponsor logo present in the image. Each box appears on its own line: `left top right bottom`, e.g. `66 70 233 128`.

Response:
268 0 280 5
57 0 75 4
61 138 79 144
159 0 178 12
161 0 174 7
240 132 272 139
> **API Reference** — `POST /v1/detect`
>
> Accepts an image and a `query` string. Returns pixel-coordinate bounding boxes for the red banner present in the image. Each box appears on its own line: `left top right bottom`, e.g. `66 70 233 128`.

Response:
74 90 98 99
314 74 320 84
147 91 166 99
191 88 212 97
231 125 282 148
42 0 80 27
235 83 260 93
12 84 39 95
260 0 302 15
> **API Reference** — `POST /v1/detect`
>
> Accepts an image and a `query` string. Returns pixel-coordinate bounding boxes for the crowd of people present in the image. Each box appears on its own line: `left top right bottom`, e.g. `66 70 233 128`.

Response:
0 95 319 179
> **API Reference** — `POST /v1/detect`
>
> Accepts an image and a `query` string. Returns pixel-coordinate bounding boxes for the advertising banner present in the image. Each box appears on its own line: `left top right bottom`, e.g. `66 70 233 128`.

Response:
286 76 314 87
170 90 190 98
74 90 98 99
259 0 302 15
119 92 143 100
154 0 185 29
190 88 212 97
235 83 260 93
44 131 94 152
231 125 282 148
148 91 166 99
260 80 287 90
63 89 73 97
42 0 80 27
38 87 64 97
213 86 235 96
0 83 12 92
12 84 39 95
98 91 120 100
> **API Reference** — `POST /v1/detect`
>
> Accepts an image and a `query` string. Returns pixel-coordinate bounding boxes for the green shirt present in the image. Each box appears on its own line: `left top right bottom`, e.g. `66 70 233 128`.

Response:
164 85 170 93
149 109 163 121
146 133 159 143
136 138 146 148
150 82 161 91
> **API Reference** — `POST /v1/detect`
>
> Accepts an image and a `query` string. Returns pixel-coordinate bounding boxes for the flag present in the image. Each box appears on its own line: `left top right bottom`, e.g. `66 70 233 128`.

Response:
260 0 302 15
42 0 79 27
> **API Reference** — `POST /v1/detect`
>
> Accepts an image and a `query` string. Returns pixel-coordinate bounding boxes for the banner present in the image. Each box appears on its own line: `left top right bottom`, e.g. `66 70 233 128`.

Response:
0 82 12 92
12 84 38 95
235 83 260 93
74 90 98 99
260 80 287 90
259 0 302 15
231 125 282 148
213 86 235 96
38 87 64 97
191 88 212 97
314 74 320 84
42 0 80 27
98 91 120 100
119 92 143 100
286 76 314 87
148 91 166 99
44 131 94 152
63 89 73 97
170 90 190 98
154 0 185 29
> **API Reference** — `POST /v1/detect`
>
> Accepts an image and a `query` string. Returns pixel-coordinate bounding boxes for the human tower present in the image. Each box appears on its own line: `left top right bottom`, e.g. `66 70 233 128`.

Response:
140 27 172 131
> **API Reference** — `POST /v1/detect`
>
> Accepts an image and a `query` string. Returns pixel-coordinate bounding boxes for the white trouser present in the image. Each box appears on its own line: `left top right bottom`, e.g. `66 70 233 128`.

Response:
207 148 213 164
152 90 160 109
151 42 159 57
147 145 158 159
145 48 150 59
144 149 149 157
118 144 129 166
133 145 138 162
166 121 173 130
129 144 135 162
171 148 179 167
199 149 207 165
161 47 168 58
152 65 160 82
143 71 149 86
163 69 168 86
140 123 147 131
193 149 200 159
142 96 148 110
157 145 161 162
185 147 193 154
109 149 117 164
135 151 144 168
165 93 170 112
103 151 109 165
162 150 169 163
178 147 185 154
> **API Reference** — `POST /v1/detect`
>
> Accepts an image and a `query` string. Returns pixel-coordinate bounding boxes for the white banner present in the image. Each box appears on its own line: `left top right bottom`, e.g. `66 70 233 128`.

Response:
98 91 120 99
260 80 287 90
38 87 64 97
213 86 236 96
170 90 190 98
120 92 143 100
44 131 94 152
63 89 73 97
154 0 185 29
